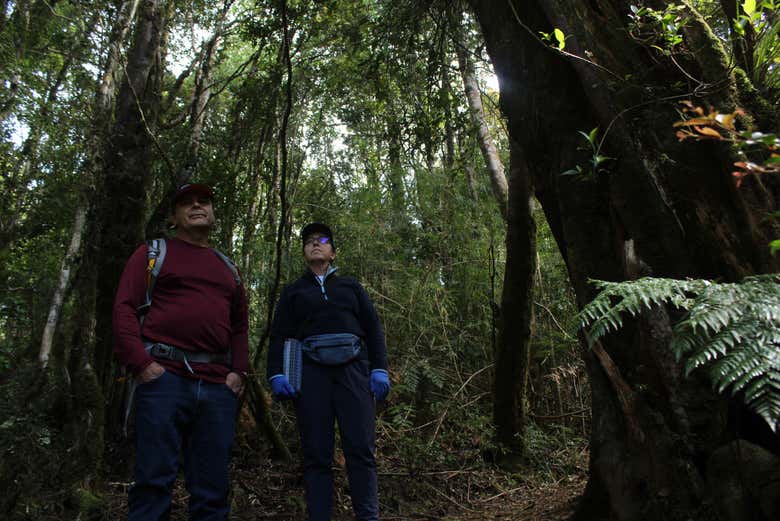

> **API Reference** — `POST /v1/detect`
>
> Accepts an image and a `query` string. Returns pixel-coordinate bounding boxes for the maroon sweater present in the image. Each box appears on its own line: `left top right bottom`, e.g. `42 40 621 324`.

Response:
113 237 249 383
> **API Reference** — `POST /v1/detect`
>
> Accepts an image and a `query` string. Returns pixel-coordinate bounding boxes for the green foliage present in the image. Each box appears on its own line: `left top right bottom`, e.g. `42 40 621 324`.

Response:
0 364 102 519
733 0 777 35
523 423 586 481
0 1 586 512
539 28 567 50
579 275 780 432
562 127 612 177
750 2 780 94
628 4 688 50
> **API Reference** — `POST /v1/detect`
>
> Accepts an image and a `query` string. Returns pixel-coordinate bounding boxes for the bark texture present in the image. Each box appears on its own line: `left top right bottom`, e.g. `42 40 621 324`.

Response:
92 0 171 435
469 0 779 519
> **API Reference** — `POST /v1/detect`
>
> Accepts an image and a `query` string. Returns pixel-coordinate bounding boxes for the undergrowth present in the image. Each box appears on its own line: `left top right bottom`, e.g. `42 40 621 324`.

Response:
0 363 104 520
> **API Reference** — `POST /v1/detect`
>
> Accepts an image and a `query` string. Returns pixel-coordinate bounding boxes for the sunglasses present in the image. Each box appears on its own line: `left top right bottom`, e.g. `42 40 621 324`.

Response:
304 236 331 246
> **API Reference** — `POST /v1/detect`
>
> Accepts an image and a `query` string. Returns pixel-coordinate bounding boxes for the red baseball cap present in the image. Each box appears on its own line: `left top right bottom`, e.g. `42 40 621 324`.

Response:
172 183 214 205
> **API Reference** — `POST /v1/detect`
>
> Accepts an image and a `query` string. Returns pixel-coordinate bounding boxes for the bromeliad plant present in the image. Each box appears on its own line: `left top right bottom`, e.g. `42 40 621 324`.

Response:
579 275 780 432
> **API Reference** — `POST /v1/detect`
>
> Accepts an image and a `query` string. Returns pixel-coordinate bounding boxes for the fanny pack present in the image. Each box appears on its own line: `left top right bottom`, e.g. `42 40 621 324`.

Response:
301 333 362 365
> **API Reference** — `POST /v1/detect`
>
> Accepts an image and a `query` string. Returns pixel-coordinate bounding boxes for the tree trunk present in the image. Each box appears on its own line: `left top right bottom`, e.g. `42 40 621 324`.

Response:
66 0 139 367
2 2 142 510
493 143 536 460
93 0 170 436
452 10 508 219
186 1 233 172
249 0 296 462
469 0 779 518
39 206 88 366
387 117 407 227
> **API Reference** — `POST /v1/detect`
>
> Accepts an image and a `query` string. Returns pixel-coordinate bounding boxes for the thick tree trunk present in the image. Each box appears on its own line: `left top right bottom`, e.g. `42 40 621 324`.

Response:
100 0 142 115
469 0 779 519
1 3 142 512
454 3 535 463
93 0 170 436
66 0 139 365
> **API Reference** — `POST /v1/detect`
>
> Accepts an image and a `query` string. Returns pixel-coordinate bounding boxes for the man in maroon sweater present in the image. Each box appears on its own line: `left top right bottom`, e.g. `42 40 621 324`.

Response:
113 183 248 521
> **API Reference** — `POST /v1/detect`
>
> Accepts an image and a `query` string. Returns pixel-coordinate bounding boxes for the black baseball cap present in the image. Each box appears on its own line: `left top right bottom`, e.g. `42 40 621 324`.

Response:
301 222 334 250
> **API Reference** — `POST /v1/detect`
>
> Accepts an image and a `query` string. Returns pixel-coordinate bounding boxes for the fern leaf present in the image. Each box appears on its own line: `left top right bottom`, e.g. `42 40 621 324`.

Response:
581 273 780 432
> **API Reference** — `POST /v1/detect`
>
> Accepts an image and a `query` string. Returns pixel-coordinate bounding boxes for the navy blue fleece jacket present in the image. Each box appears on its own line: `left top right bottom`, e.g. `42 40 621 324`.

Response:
267 269 388 379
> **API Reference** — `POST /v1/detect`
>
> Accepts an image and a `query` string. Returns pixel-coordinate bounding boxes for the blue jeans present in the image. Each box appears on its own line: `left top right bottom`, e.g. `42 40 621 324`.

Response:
296 358 379 521
128 370 238 521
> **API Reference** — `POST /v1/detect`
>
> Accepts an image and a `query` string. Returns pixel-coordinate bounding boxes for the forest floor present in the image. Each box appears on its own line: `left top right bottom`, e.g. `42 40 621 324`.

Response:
104 456 586 520
102 411 588 521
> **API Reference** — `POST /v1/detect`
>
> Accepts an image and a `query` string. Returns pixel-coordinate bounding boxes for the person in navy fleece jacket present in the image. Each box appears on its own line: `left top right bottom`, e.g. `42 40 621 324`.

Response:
268 222 389 521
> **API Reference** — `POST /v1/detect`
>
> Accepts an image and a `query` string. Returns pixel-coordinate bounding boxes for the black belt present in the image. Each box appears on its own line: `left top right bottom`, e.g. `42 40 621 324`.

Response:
145 342 231 366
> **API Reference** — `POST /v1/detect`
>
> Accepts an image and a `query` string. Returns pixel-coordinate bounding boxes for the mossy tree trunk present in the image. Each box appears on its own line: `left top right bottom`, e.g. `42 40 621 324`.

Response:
92 0 172 439
469 0 778 519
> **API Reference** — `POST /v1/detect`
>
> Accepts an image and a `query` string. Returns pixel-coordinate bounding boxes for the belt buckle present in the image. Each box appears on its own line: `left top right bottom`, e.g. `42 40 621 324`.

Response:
156 344 173 358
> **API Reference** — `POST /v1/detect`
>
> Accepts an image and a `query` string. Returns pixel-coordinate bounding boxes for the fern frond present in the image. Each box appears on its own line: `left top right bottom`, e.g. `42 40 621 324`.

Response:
578 277 710 346
581 273 780 432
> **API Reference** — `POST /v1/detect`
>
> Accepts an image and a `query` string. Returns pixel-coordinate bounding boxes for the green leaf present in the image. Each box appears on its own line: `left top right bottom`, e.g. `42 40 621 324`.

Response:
650 44 670 55
589 127 599 144
770 240 780 255
743 0 757 16
554 28 566 50
594 155 610 166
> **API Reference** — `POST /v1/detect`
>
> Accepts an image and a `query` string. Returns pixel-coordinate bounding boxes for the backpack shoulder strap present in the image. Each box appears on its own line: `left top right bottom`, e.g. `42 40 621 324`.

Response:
139 238 167 318
212 248 241 285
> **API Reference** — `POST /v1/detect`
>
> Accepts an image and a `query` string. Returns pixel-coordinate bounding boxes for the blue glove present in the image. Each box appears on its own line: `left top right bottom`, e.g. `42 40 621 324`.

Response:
270 375 297 400
370 369 390 401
